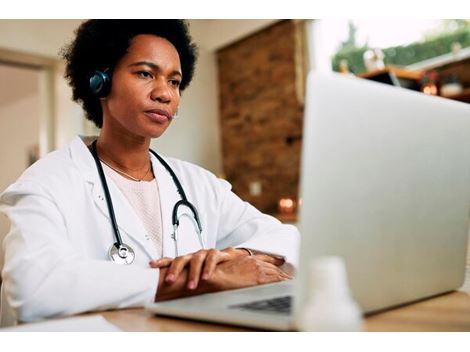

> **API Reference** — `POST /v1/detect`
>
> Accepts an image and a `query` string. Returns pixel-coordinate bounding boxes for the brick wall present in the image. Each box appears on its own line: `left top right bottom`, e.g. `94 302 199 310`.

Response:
217 20 306 214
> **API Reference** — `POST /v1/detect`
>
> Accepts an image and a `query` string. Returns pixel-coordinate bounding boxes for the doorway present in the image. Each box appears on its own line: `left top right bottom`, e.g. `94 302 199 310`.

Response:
0 50 56 277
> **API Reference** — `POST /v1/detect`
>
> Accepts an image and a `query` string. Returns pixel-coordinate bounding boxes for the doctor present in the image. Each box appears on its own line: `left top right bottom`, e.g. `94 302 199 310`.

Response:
0 20 299 326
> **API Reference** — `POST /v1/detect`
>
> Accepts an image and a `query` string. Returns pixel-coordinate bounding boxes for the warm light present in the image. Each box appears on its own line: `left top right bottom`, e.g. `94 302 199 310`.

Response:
278 198 295 214
422 84 438 96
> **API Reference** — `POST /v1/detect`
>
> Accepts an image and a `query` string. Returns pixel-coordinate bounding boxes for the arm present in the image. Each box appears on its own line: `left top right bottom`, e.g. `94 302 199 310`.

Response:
0 182 158 323
214 178 300 267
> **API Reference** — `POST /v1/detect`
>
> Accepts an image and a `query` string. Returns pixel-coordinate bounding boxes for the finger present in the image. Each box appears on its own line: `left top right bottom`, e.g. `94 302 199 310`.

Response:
222 247 246 258
256 260 280 270
255 254 285 266
270 264 292 279
149 257 173 268
262 269 289 283
165 255 192 284
273 268 293 280
201 249 227 281
257 264 291 283
279 271 293 280
187 250 209 290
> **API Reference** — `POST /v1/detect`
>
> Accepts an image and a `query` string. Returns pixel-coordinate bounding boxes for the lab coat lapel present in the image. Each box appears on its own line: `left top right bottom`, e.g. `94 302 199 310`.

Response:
70 136 158 260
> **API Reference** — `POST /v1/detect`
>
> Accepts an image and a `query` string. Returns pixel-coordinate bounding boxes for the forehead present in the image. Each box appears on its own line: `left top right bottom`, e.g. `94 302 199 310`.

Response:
122 34 181 69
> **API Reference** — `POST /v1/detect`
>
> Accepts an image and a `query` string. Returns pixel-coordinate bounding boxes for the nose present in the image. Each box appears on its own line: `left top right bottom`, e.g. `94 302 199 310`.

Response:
150 78 171 104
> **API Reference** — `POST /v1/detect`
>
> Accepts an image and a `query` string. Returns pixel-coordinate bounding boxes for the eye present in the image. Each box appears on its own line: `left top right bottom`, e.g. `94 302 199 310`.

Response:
136 71 153 79
169 79 181 88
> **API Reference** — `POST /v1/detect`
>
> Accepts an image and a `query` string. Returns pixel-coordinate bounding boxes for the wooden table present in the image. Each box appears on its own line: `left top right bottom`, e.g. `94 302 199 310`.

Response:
365 291 470 331
96 290 470 332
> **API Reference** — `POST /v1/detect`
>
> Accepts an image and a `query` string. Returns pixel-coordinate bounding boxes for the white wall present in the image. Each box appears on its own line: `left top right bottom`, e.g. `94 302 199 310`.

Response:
189 19 275 51
0 64 42 271
0 65 41 189
0 20 82 58
0 19 87 150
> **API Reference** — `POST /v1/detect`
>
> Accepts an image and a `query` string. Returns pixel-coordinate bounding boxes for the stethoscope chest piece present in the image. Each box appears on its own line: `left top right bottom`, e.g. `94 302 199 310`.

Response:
108 243 135 265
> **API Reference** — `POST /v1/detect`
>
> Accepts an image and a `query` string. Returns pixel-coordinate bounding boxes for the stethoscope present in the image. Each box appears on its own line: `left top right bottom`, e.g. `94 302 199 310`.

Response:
90 140 205 264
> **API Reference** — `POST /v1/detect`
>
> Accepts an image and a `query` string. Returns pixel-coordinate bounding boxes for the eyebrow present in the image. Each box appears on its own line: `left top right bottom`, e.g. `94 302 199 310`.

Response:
128 61 182 77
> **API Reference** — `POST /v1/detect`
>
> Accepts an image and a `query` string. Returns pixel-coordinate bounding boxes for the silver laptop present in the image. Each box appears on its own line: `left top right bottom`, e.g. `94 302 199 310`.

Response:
146 72 470 331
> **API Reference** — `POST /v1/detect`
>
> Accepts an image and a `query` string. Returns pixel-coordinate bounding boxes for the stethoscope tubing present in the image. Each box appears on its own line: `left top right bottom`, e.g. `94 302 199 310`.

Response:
91 140 125 248
90 140 204 262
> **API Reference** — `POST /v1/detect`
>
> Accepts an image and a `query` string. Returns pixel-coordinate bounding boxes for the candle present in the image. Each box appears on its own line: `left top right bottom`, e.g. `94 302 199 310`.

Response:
278 198 295 214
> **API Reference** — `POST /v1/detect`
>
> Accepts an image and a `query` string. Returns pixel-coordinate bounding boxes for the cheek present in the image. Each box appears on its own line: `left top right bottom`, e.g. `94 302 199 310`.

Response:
109 84 143 114
172 92 181 110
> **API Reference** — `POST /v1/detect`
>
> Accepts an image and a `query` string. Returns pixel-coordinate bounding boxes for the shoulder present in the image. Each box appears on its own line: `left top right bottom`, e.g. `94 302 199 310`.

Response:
156 155 232 200
2 142 82 199
165 157 216 180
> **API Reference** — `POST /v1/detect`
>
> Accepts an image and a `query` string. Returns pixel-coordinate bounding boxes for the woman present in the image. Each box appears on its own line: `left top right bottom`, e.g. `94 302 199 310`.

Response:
0 20 299 326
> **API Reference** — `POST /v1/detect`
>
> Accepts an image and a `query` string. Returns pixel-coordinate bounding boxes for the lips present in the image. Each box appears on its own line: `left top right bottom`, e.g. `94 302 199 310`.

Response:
144 109 172 124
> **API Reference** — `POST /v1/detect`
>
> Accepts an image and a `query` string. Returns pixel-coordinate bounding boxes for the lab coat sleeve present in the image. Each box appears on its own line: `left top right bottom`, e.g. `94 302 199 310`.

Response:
0 182 159 323
213 178 300 267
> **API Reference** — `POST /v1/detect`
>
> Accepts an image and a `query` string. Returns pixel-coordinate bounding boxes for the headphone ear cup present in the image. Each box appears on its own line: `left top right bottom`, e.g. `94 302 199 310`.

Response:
89 70 111 97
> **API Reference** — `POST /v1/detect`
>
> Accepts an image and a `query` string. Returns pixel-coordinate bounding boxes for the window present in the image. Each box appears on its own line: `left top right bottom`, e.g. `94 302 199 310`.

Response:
310 20 470 75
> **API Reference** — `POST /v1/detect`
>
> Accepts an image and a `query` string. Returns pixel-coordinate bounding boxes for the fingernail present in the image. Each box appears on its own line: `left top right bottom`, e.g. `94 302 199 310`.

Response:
187 280 195 290
165 274 175 282
202 273 209 280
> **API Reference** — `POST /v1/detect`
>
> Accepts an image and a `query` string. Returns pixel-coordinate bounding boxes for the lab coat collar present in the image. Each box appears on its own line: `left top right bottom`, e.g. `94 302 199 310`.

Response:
69 136 100 184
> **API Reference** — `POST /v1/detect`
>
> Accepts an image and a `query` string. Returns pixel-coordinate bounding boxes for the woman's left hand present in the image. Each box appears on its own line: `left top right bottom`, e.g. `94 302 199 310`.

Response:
149 247 249 290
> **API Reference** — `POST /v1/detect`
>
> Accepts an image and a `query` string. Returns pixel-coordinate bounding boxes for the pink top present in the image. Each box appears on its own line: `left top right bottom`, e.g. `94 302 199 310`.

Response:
102 163 163 258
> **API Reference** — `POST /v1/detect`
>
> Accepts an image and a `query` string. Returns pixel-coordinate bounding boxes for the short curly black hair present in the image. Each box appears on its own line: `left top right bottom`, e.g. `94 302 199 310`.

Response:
61 19 198 128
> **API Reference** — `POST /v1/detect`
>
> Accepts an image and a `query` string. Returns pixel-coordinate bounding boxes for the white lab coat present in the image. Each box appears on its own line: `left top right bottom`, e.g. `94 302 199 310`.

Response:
0 136 299 326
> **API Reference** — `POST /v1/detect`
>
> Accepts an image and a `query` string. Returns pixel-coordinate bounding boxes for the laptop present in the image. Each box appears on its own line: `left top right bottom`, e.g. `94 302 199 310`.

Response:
146 71 470 331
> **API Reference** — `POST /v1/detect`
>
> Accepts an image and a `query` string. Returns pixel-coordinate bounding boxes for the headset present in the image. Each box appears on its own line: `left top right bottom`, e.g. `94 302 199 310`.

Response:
89 68 111 97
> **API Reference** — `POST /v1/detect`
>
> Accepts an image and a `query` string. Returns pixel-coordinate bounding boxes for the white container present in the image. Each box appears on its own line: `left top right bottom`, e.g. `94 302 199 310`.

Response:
440 83 463 97
299 256 364 331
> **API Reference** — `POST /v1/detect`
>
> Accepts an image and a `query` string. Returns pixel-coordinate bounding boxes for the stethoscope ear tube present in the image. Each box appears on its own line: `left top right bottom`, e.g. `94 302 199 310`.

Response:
171 201 205 257
150 149 204 238
172 199 203 233
90 140 125 249
149 150 188 201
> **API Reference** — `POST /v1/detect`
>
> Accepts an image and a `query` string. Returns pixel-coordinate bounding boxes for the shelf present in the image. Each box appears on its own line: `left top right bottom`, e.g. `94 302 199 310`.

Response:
442 87 470 103
357 66 423 91
359 66 423 81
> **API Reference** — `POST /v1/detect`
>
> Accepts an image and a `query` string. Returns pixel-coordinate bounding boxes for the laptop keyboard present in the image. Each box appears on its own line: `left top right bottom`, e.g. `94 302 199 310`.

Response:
229 296 292 314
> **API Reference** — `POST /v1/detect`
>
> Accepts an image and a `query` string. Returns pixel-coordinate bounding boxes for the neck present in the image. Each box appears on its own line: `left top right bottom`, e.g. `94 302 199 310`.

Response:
97 123 151 173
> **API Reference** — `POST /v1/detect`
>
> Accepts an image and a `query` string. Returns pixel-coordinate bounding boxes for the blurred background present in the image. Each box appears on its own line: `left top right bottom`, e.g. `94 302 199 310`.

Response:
1 19 469 269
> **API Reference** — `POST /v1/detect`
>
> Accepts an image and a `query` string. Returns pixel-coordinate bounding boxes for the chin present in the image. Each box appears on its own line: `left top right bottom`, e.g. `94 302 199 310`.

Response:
147 125 170 139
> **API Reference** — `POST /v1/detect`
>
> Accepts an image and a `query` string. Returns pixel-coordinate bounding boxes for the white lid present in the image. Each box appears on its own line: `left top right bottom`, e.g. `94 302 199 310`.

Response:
309 256 350 297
